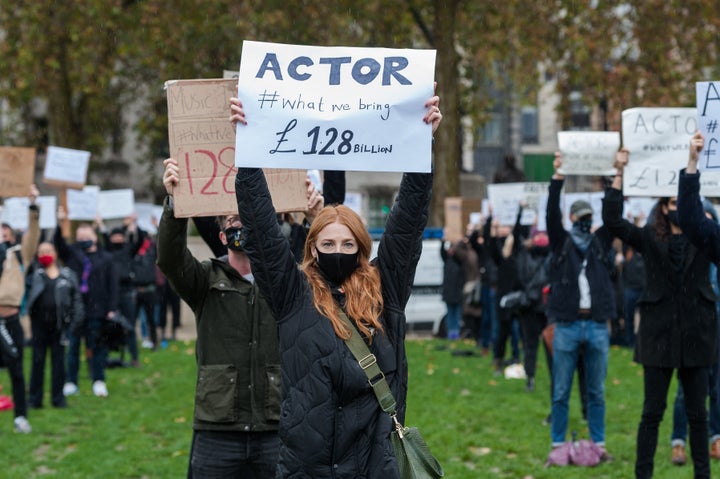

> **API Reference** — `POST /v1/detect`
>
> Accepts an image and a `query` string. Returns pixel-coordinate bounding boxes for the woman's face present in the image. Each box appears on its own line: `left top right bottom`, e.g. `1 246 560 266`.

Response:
312 222 358 259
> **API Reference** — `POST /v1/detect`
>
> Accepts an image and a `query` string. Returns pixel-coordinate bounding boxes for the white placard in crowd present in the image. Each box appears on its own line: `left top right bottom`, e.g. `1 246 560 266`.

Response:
235 41 436 173
557 131 620 176
562 191 604 230
696 81 720 171
536 193 548 232
43 146 91 188
343 191 363 218
486 182 549 226
0 196 57 230
621 107 720 196
624 197 657 226
135 202 164 234
67 186 100 220
98 189 135 219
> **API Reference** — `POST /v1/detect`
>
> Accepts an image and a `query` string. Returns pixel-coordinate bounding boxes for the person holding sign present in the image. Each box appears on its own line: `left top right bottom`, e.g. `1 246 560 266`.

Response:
606 146 715 479
546 154 616 459
231 94 441 477
157 158 323 478
0 184 40 433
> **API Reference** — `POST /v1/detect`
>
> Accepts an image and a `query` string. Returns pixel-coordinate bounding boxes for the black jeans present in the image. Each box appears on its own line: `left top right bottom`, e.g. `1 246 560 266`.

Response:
636 366 709 479
519 310 547 379
190 430 279 478
29 319 66 407
0 315 27 418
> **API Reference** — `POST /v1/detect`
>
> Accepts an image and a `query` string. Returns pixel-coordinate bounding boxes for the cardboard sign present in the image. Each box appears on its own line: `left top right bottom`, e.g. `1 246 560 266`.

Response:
235 41 436 173
696 81 720 171
444 197 482 241
557 131 619 176
621 107 720 196
0 196 57 230
166 78 308 217
486 182 550 226
67 186 100 220
0 147 35 198
98 189 135 219
43 146 90 190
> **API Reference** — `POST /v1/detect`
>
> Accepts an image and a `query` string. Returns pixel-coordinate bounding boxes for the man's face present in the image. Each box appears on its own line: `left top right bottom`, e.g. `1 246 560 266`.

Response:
1 226 15 245
76 225 97 244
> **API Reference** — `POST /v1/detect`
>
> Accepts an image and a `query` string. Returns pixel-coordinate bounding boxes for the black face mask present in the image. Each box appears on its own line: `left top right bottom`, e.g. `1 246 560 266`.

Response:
315 249 359 284
224 227 246 252
666 209 679 227
77 240 94 251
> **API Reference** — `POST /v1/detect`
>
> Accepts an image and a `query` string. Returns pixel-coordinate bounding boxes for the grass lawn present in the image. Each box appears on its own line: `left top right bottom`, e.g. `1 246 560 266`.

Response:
2 338 717 478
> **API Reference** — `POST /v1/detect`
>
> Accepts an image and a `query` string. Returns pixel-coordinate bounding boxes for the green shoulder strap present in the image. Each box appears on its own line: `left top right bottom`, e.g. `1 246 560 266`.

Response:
337 310 397 415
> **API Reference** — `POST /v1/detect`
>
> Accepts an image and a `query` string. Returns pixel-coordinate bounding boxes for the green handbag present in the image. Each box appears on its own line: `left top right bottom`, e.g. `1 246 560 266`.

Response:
338 311 444 479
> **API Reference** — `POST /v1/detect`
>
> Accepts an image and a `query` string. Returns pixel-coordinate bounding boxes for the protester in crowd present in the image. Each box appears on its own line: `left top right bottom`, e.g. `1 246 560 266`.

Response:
458 235 482 344
27 242 83 409
605 147 715 479
670 225 720 465
132 233 158 347
493 153 526 184
514 213 550 393
440 239 466 340
98 215 146 365
0 185 40 433
231 94 441 477
486 207 524 375
469 222 498 355
158 158 321 477
54 207 118 398
546 153 615 458
155 264 180 342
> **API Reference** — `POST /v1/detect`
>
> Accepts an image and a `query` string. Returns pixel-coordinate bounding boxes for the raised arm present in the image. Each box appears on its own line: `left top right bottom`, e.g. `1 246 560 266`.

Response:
376 95 440 310
155 158 210 309
547 153 568 251
678 132 720 263
20 184 40 268
602 148 643 250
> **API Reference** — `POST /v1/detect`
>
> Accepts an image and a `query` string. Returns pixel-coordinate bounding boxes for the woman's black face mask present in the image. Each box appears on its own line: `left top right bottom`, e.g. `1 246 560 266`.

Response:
315 248 358 284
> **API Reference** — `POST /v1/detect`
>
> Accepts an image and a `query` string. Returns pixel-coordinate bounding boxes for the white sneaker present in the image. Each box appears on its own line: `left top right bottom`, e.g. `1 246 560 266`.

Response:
14 416 32 433
141 339 154 349
92 380 109 398
63 382 79 396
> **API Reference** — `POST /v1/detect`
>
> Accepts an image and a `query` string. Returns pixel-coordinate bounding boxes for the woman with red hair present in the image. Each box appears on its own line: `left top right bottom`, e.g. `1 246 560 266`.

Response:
231 95 441 478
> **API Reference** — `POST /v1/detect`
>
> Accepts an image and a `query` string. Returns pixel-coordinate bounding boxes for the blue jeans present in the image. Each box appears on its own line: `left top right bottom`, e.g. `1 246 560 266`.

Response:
672 361 720 444
623 288 642 348
445 302 462 340
190 430 279 478
67 317 107 384
480 285 496 348
551 320 609 446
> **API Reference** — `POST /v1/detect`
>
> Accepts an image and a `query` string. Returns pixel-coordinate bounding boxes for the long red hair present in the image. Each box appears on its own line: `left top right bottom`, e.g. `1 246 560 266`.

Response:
301 205 384 341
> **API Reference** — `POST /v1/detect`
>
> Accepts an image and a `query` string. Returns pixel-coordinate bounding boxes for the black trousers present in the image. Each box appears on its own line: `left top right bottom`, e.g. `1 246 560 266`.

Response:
0 315 27 418
636 366 709 479
29 319 66 407
519 310 547 379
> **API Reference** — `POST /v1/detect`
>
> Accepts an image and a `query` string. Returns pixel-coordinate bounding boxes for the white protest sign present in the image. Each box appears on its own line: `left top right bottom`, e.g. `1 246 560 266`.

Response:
562 191 604 230
536 193 548 232
67 186 100 220
135 202 164 234
343 191 363 217
696 81 720 171
557 131 619 176
0 196 57 230
486 182 549 226
98 189 135 219
621 107 720 196
235 41 436 173
624 197 656 226
43 146 90 189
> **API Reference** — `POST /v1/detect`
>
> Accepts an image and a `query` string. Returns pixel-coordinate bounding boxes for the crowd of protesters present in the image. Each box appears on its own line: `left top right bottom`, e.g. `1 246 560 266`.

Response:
0 197 182 433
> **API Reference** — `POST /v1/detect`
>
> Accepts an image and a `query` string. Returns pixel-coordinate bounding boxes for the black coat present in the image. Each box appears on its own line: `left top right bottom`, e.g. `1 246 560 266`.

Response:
603 186 717 367
440 242 465 304
236 167 432 479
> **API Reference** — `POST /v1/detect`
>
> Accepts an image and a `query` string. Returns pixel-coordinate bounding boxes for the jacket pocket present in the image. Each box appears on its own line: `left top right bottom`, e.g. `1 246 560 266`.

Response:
195 364 238 423
265 364 281 422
